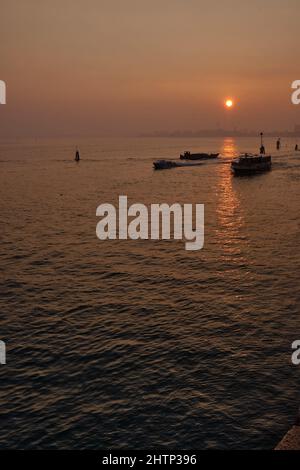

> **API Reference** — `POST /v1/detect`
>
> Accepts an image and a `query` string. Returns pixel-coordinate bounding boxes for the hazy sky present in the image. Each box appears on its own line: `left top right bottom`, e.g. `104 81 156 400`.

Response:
1 0 300 137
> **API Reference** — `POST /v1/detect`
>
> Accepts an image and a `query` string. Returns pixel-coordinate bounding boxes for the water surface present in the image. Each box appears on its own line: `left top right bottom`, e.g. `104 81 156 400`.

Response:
0 137 299 449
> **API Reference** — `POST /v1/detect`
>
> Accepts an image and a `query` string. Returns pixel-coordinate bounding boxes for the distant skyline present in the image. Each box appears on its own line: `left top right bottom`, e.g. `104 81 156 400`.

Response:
1 0 300 137
141 126 300 138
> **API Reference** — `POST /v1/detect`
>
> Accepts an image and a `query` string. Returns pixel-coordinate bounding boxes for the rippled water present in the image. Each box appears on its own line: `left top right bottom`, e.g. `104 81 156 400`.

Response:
0 137 300 449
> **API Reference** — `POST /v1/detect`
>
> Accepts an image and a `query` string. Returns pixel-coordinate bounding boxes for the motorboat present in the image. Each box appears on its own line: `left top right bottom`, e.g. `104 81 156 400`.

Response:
153 159 204 170
180 151 219 160
153 160 177 170
231 153 272 175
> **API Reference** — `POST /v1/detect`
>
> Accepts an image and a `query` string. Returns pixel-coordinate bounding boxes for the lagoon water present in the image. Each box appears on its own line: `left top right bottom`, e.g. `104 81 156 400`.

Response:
0 136 300 449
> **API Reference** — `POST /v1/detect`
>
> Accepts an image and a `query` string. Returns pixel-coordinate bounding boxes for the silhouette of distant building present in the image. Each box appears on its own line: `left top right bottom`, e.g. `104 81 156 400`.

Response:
140 126 300 138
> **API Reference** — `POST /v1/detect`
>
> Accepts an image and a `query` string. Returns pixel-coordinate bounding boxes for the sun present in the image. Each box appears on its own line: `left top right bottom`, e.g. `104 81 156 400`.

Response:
225 99 233 108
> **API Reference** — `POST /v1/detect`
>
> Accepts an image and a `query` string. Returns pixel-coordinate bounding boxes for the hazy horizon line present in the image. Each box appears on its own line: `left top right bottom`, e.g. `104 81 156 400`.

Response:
1 128 299 141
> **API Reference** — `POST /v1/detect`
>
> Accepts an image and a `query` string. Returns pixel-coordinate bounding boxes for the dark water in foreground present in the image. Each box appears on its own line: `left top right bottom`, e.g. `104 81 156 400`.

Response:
0 137 300 449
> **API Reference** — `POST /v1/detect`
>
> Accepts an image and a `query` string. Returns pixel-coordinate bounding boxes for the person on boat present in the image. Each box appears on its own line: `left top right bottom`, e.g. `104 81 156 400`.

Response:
295 144 299 151
75 149 80 161
276 138 281 150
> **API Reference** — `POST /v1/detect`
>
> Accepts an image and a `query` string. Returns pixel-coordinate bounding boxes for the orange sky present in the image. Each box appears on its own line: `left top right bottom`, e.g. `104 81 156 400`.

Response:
1 0 299 137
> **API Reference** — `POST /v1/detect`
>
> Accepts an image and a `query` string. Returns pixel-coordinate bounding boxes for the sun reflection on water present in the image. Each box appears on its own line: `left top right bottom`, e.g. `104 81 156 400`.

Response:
215 138 248 262
221 137 239 159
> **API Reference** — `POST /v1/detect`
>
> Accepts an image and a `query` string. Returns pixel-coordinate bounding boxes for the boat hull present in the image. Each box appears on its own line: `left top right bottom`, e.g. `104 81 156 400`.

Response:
231 166 271 175
153 160 177 170
231 155 272 175
153 160 203 170
180 153 219 160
